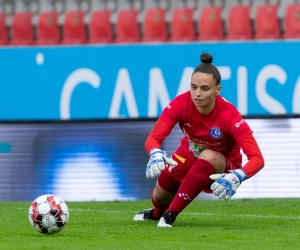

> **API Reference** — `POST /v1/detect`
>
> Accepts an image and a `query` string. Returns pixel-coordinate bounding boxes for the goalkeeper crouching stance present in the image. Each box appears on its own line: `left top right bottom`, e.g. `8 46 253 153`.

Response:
133 52 264 227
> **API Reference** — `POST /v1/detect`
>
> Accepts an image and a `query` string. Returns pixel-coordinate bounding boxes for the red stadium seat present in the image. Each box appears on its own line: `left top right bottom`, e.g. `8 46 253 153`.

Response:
143 8 167 42
283 4 300 39
0 12 8 45
227 5 252 40
36 11 60 45
89 10 113 43
11 12 34 45
198 6 224 41
115 9 140 43
170 8 195 41
254 4 280 39
62 10 87 44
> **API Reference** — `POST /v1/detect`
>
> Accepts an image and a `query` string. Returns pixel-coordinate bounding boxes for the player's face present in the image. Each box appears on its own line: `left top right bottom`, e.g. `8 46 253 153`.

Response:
190 72 221 114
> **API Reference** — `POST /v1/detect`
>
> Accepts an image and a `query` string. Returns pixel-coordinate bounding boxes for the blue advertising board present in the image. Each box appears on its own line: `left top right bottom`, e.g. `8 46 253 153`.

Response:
0 40 299 120
0 117 299 201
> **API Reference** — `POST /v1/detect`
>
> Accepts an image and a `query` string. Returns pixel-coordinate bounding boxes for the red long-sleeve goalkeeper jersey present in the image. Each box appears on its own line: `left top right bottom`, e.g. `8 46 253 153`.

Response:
145 91 264 179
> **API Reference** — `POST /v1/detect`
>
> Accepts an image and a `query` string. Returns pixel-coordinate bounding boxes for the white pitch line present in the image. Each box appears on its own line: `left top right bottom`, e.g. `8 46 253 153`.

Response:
69 209 300 220
19 207 300 220
186 212 300 220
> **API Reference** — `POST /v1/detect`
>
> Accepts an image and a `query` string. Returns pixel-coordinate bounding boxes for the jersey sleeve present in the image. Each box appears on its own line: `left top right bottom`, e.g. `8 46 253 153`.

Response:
159 97 182 125
145 96 184 154
228 113 253 143
238 134 265 179
144 118 175 154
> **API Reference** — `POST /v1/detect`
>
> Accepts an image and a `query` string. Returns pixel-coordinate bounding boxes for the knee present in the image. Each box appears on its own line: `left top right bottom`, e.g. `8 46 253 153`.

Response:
153 182 176 203
153 194 168 203
153 190 174 203
198 150 219 165
198 150 227 174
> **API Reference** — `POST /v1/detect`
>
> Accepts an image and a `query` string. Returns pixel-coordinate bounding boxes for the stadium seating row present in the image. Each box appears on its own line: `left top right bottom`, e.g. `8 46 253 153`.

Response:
1 3 300 45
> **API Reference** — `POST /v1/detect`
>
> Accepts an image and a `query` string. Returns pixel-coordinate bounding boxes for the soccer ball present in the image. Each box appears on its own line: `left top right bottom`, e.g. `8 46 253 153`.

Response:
28 194 69 234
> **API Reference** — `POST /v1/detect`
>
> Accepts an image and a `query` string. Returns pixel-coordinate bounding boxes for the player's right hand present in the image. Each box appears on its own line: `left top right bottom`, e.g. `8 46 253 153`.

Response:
146 148 178 179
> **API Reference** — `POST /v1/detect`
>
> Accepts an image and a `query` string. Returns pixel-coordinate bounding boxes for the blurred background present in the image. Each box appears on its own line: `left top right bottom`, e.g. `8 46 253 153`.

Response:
0 0 299 201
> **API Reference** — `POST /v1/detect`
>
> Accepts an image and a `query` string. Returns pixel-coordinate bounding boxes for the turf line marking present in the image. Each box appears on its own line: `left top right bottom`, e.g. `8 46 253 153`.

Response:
69 209 300 220
18 207 300 220
186 212 300 220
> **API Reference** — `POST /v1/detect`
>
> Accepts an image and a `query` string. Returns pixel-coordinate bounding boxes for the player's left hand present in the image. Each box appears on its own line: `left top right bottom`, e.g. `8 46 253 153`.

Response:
209 169 247 200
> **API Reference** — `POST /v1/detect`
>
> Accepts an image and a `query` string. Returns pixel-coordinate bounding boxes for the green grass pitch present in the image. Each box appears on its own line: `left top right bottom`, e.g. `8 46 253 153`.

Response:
1 199 299 250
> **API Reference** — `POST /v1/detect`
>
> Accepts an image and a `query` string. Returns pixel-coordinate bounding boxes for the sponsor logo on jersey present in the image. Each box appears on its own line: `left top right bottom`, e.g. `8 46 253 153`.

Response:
209 127 223 139
167 105 171 109
235 119 245 128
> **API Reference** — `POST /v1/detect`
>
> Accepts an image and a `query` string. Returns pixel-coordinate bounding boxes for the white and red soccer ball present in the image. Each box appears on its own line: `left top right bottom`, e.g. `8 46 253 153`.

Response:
28 194 69 234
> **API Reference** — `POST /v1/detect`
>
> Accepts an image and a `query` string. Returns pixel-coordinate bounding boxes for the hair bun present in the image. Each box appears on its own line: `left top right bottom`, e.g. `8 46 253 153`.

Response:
200 52 213 64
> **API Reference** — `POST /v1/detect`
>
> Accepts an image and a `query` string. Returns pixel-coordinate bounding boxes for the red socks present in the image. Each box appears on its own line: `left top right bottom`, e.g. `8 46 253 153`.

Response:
151 195 170 219
150 170 181 219
166 159 214 218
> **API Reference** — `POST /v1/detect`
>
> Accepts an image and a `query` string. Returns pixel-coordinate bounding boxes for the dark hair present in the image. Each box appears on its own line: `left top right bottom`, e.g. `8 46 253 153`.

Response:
192 52 221 85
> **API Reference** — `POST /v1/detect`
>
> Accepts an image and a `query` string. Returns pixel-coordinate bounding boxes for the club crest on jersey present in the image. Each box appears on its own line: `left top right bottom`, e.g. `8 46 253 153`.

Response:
209 127 223 139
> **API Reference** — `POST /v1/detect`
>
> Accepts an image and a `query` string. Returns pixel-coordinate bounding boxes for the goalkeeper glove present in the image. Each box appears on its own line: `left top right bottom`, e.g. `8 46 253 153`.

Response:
146 148 178 179
209 169 247 200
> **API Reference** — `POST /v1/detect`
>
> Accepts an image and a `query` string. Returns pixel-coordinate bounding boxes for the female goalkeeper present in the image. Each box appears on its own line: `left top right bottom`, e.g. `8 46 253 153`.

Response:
133 52 265 227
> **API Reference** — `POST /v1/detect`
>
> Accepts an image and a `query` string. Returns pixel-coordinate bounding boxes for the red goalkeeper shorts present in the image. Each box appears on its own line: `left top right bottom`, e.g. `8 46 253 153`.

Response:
161 142 239 193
